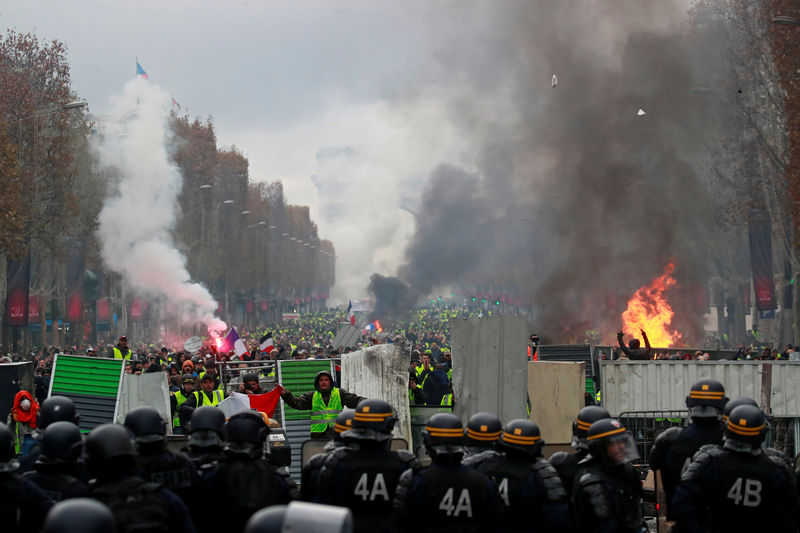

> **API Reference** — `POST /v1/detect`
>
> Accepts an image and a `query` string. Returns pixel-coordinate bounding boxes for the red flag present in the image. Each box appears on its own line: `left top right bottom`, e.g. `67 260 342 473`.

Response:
247 388 282 418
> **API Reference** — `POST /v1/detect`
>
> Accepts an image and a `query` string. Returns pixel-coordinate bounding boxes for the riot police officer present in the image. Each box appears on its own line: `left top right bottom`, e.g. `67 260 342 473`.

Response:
20 395 80 473
23 421 88 501
0 421 54 532
123 406 198 501
183 405 226 470
461 412 503 464
573 418 645 533
722 396 758 425
315 398 418 532
197 411 293 533
42 498 117 533
469 419 570 532
85 423 196 533
549 405 610 495
301 408 357 501
392 412 502 532
649 378 727 520
672 405 799 532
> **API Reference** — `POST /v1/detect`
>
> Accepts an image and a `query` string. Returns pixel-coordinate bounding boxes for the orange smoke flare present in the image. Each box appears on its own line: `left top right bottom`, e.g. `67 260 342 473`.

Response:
621 260 682 348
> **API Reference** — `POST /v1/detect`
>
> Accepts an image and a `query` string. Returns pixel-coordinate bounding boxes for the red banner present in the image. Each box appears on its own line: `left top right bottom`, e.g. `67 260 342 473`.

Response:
67 291 83 322
130 299 143 320
4 256 30 327
28 296 40 321
96 299 110 322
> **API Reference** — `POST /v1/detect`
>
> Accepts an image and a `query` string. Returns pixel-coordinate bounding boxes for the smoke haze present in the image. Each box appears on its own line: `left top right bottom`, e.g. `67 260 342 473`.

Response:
94 78 226 335
369 0 725 343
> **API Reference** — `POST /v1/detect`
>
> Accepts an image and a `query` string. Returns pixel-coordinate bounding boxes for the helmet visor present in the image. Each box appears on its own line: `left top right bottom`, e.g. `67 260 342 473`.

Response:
605 432 639 465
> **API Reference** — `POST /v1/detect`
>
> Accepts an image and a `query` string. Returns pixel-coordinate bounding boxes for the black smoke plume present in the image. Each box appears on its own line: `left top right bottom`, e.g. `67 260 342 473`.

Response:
371 1 730 344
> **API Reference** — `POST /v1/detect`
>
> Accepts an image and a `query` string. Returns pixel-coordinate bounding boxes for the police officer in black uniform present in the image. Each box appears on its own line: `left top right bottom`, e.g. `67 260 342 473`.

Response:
20 395 80 473
197 411 293 533
461 411 503 464
672 405 799 532
392 412 502 532
85 423 196 533
0 421 54 532
549 405 610 495
573 418 646 533
42 498 117 533
315 398 418 532
301 408 357 501
123 406 199 502
468 419 570 532
649 378 727 521
23 421 88 501
184 405 226 470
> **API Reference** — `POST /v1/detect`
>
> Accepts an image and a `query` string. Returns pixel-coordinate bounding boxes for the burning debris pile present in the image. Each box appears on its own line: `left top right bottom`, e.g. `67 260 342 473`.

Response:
621 261 682 348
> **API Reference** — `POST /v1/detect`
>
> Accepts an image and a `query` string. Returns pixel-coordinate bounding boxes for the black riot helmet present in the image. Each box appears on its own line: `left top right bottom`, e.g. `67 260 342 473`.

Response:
722 397 758 424
189 405 226 448
465 412 502 448
724 405 768 452
685 379 728 418
40 421 83 464
224 411 269 457
500 419 544 457
85 424 135 463
423 413 464 464
586 418 639 467
333 408 356 435
123 406 167 444
43 498 117 533
0 422 18 471
38 395 79 429
572 406 611 450
343 398 396 442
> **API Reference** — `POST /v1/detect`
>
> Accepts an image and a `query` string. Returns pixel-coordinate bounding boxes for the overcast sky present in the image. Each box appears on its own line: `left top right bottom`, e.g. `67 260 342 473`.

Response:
3 0 481 220
3 1 695 304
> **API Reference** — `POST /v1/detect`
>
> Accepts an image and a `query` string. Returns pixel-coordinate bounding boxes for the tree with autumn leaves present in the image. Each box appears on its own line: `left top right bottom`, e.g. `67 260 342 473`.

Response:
0 29 334 347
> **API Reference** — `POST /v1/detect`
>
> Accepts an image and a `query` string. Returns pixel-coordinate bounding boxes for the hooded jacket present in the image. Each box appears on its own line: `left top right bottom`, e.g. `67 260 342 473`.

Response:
280 371 364 411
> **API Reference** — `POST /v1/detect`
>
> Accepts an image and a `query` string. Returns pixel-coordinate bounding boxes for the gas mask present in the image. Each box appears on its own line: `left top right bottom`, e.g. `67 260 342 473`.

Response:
20 399 31 411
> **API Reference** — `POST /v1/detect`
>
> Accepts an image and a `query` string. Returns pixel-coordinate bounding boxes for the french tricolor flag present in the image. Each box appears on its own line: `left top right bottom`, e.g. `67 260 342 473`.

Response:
136 59 149 80
259 332 275 354
220 326 248 358
346 301 356 326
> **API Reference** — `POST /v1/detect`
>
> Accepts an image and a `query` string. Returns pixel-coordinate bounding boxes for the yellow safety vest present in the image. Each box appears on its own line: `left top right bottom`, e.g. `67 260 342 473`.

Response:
173 391 190 427
440 393 453 406
310 388 342 434
193 390 224 407
113 347 131 360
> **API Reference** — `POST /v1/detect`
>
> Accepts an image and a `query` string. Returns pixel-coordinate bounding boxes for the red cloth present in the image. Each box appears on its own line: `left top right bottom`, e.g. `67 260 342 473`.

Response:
248 387 282 418
11 390 38 428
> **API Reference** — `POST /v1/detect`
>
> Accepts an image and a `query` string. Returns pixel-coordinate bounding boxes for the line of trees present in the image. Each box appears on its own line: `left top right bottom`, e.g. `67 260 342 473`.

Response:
0 30 334 352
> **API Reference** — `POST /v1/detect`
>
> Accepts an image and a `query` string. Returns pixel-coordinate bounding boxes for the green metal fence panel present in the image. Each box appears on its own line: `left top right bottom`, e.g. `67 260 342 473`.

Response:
48 355 124 432
51 356 123 397
277 359 336 421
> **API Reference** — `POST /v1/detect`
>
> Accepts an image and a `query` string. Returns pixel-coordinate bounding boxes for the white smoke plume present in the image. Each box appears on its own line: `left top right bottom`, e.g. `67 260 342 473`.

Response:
94 78 226 335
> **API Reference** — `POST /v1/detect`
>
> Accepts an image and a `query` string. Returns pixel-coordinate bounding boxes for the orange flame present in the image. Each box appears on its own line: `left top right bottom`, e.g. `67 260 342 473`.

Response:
375 320 383 333
621 260 682 348
215 337 223 350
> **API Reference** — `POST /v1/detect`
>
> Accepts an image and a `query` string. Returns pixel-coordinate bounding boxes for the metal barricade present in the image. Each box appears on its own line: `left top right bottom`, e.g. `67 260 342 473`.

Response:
617 410 687 463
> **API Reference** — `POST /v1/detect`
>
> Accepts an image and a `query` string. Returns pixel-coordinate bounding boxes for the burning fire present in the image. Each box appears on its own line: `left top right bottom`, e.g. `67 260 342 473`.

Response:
621 260 682 348
215 337 223 350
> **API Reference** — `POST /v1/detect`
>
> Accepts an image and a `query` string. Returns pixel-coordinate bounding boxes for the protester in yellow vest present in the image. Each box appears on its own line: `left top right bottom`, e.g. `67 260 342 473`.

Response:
113 335 133 360
279 370 363 440
170 374 196 433
183 374 226 411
